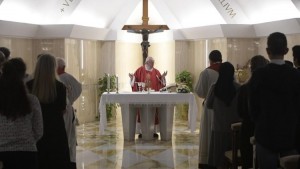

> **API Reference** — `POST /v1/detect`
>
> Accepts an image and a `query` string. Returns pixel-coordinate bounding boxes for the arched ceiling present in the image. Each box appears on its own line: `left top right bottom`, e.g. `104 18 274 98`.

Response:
0 0 300 40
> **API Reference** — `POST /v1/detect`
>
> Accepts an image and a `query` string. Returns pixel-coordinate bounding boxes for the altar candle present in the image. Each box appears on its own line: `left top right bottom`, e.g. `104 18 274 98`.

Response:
107 74 110 91
116 75 119 89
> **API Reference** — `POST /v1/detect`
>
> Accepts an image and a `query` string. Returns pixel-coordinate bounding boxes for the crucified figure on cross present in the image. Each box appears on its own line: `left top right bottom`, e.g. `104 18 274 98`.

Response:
122 0 169 64
140 29 161 62
141 29 150 61
131 28 161 63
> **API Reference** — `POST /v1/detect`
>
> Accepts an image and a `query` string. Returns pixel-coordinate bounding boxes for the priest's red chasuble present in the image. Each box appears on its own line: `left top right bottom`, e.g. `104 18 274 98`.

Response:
132 66 164 91
132 65 165 125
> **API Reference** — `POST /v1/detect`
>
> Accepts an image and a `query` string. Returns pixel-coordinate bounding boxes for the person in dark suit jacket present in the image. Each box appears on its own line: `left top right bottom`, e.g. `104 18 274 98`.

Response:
292 45 300 154
248 32 300 169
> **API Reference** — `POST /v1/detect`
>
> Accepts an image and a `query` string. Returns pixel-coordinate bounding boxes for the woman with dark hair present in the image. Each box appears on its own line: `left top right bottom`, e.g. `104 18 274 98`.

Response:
0 47 10 60
291 45 300 154
238 55 269 169
206 62 240 168
0 58 43 169
27 54 70 169
0 51 5 76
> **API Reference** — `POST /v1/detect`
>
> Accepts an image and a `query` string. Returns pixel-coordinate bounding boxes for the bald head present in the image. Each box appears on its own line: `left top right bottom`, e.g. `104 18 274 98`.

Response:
57 57 66 68
145 56 155 70
145 56 154 63
56 57 66 75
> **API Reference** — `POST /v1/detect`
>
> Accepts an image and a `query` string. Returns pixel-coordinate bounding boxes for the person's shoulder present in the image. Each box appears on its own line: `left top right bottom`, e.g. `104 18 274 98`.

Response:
26 79 34 89
210 83 216 88
296 68 300 76
290 67 300 79
240 83 250 89
251 65 268 77
204 67 218 74
238 83 248 94
234 81 241 87
56 80 66 88
257 64 269 72
137 65 144 70
200 68 219 79
59 72 78 81
26 79 34 85
60 72 74 78
199 68 209 75
202 67 210 72
278 65 300 77
27 93 39 103
134 66 145 72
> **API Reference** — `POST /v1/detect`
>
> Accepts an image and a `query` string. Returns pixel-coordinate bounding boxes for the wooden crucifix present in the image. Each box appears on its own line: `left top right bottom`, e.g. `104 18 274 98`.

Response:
122 0 169 63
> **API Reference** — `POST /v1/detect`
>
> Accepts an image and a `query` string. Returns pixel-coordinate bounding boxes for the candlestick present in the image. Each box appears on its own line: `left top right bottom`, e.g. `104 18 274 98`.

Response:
116 75 119 93
107 74 110 93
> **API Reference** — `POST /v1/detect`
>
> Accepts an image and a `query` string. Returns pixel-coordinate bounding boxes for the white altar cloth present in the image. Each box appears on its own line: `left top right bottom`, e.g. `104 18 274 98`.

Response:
98 92 198 138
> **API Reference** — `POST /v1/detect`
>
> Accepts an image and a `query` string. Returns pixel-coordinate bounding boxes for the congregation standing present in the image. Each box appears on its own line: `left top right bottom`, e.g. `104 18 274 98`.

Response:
248 32 300 168
0 31 299 169
0 48 81 169
196 32 300 169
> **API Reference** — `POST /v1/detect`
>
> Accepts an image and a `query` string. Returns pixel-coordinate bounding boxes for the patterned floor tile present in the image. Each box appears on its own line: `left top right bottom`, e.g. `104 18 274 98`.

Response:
76 113 200 169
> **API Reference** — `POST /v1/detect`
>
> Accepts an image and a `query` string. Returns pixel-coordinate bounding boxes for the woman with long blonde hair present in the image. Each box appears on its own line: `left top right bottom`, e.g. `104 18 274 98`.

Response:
27 54 70 169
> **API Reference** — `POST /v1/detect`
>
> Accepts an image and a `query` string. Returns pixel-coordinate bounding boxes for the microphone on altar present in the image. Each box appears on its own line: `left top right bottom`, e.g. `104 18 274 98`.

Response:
159 83 178 92
156 75 164 84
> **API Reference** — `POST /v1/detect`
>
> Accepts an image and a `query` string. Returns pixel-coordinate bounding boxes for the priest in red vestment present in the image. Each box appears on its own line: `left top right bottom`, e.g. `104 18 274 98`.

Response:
129 56 167 138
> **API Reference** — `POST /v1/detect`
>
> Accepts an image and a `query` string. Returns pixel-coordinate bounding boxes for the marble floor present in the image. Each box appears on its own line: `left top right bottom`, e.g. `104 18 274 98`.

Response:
76 113 200 169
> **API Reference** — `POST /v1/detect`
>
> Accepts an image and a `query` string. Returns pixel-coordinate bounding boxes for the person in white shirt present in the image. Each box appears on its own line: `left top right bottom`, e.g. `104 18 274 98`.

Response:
57 57 82 169
195 50 222 168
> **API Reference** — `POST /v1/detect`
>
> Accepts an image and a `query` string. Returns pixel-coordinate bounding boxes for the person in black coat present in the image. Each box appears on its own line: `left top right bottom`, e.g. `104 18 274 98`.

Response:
292 45 300 154
248 32 300 169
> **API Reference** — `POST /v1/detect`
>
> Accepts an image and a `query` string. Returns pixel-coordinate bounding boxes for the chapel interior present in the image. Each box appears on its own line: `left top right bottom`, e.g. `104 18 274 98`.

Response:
1 0 300 168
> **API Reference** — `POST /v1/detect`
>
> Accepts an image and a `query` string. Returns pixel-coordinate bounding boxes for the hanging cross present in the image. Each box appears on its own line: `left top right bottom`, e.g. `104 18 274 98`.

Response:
122 0 169 63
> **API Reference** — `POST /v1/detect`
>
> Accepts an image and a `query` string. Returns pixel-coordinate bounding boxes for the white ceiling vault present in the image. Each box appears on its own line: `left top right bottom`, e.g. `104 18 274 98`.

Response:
0 0 300 41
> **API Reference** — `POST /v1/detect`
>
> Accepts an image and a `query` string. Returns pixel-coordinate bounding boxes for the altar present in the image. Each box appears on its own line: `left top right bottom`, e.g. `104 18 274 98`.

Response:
98 91 198 141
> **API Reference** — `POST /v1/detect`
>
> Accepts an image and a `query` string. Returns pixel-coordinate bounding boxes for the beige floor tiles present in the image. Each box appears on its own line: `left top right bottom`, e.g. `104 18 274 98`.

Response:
76 113 200 169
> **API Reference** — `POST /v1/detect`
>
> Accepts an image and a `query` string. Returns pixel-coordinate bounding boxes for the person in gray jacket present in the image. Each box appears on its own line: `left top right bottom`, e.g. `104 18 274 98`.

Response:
57 57 82 169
